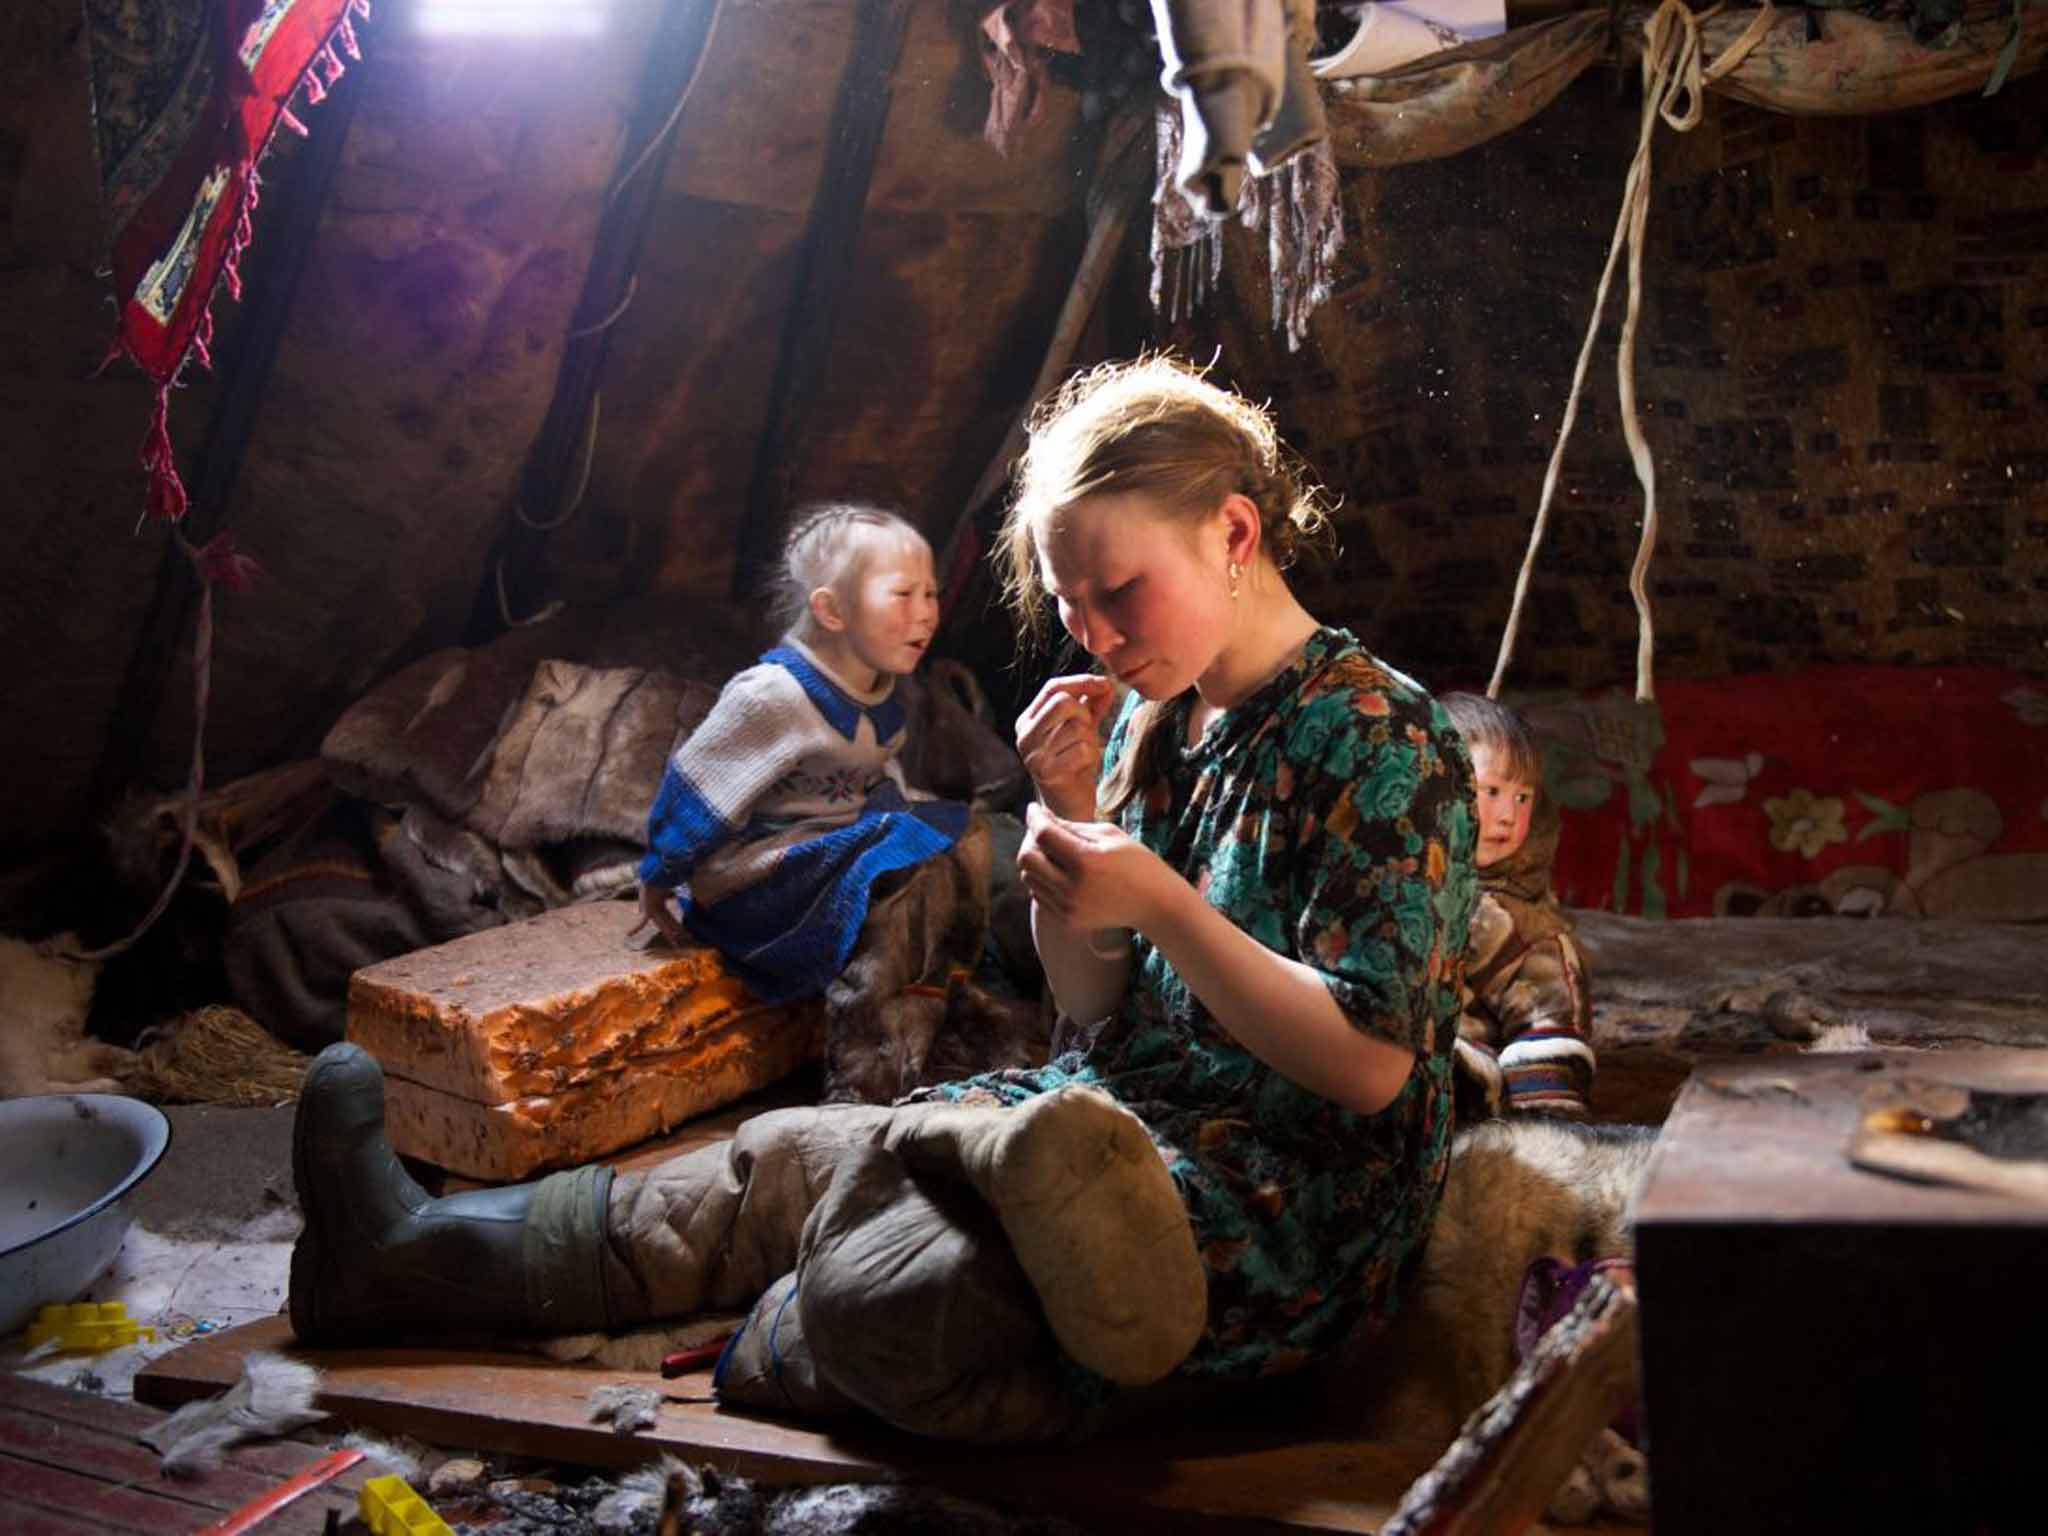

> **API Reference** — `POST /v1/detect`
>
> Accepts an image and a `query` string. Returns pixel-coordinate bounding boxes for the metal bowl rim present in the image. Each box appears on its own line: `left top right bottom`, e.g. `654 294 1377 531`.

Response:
0 1094 172 1261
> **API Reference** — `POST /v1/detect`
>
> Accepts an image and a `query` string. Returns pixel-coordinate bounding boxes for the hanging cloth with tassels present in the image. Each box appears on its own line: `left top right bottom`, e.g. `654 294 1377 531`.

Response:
85 0 372 523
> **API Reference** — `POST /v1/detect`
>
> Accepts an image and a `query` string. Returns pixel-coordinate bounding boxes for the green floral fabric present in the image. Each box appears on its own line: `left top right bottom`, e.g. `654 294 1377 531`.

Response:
936 628 1476 1381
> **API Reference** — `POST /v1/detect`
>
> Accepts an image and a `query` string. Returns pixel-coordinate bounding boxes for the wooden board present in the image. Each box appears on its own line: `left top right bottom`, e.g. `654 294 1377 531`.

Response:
128 1315 1640 1534
1379 1275 1641 1536
1635 1047 2048 1228
0 1370 374 1535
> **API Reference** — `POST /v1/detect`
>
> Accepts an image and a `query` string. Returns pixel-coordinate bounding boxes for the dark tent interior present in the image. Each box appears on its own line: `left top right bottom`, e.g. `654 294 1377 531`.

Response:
3 0 2046 1530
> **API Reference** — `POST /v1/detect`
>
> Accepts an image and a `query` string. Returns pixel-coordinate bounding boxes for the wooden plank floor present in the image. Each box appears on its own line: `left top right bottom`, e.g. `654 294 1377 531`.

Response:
133 1317 1639 1533
133 1071 1641 1530
133 1316 1432 1532
0 1370 374 1535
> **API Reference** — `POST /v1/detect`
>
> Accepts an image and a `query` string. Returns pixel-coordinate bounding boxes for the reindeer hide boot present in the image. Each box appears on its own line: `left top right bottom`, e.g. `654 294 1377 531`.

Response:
881 1084 1207 1386
290 1042 622 1346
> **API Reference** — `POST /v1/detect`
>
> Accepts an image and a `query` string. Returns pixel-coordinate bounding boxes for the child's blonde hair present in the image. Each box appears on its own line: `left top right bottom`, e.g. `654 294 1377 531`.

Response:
770 502 928 642
996 355 1334 813
1440 693 1544 786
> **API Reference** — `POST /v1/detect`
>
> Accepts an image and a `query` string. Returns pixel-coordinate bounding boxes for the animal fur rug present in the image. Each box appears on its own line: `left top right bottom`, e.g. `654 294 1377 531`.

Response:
1575 908 2048 1120
1336 1117 1659 1525
0 933 129 1097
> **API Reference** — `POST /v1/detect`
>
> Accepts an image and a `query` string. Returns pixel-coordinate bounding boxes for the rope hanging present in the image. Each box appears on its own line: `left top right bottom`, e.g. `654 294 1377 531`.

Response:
608 0 726 206
1487 0 1775 704
65 532 262 963
513 393 604 533
566 274 639 339
496 553 568 629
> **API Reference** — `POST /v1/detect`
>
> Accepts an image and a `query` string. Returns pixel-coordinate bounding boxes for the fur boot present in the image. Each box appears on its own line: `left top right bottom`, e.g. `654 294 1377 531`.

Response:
822 818 994 1104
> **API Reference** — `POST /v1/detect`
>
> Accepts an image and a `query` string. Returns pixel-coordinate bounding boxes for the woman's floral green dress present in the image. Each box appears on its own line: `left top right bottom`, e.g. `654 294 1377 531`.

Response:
934 627 1476 1382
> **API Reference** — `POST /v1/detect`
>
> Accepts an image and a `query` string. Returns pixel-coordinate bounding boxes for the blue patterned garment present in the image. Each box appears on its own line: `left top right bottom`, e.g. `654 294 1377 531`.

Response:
639 643 966 1004
925 627 1476 1383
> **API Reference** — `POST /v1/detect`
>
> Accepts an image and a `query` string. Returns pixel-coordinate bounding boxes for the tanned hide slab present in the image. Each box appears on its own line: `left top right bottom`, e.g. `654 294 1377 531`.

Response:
348 900 820 1179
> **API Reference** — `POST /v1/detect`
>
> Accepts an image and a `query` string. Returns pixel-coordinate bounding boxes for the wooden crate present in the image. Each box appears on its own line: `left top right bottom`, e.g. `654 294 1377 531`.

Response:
1635 1048 2048 1533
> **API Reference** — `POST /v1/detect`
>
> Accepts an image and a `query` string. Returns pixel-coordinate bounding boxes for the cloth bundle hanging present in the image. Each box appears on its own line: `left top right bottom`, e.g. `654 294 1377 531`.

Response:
978 0 1081 155
85 0 371 523
1311 0 1508 82
1316 0 2045 179
1320 11 1612 167
1149 0 1328 215
1151 103 1343 351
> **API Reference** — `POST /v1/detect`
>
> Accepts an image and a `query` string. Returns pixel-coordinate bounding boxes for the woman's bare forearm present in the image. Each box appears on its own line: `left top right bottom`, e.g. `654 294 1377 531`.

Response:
1142 880 1413 1114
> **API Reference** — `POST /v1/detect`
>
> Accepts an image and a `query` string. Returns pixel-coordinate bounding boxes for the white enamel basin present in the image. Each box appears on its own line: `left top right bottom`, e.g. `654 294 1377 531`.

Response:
0 1094 170 1336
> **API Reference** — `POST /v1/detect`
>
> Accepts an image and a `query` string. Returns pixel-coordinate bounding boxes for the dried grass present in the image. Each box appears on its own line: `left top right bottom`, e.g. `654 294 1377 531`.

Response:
122 1004 309 1106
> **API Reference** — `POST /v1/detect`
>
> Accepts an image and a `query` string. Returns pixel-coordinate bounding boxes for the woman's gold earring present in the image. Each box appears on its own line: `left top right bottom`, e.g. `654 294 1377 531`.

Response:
1228 561 1242 600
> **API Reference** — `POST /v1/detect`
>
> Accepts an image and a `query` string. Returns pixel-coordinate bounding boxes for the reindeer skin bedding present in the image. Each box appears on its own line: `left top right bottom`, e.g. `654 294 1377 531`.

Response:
1577 909 2048 1119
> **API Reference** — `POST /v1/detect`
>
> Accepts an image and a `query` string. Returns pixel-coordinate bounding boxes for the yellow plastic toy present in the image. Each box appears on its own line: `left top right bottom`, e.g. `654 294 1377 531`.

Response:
25 1302 156 1353
359 1473 457 1536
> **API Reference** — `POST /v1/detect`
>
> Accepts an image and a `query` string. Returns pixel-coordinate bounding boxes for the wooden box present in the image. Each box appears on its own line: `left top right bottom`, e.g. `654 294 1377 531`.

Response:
347 900 819 1180
1635 1048 2048 1533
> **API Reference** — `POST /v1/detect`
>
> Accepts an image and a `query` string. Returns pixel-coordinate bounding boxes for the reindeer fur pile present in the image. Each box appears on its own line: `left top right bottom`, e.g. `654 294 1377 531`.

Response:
0 933 128 1098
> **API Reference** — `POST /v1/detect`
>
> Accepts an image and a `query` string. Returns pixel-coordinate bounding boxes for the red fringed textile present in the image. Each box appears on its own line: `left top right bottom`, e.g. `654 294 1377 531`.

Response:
99 0 372 522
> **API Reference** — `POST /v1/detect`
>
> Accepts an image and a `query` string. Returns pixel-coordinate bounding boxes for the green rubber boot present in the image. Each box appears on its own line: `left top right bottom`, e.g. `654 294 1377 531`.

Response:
289 1042 619 1346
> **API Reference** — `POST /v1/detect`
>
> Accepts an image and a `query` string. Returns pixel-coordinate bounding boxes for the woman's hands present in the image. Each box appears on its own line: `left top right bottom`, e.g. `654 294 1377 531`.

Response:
1017 801 1180 934
1014 675 1119 821
631 882 690 947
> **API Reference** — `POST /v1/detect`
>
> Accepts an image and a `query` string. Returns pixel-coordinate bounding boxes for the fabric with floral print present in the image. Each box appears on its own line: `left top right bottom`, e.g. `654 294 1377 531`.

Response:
926 627 1476 1385
1763 788 1849 859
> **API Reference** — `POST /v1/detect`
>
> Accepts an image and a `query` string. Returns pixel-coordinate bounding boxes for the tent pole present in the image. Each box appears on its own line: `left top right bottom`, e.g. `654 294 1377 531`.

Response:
88 55 369 818
728 0 914 597
471 0 725 639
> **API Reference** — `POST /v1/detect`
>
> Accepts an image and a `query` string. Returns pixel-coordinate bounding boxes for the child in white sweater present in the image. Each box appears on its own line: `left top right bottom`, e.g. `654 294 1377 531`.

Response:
636 505 974 1043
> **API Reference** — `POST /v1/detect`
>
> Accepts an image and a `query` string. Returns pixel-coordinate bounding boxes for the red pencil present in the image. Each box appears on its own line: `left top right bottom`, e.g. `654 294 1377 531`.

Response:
195 1446 367 1535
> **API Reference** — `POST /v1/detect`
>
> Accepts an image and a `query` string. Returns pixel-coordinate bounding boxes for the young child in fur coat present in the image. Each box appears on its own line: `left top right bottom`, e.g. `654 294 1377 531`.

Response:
1441 694 1596 1119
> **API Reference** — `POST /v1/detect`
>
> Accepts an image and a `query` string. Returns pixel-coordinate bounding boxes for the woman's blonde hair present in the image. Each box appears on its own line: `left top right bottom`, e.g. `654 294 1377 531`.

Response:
999 354 1332 648
996 355 1335 814
769 502 928 641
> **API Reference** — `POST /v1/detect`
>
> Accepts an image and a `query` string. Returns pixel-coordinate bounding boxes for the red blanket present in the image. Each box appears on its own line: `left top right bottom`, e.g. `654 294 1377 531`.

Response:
1522 667 2048 922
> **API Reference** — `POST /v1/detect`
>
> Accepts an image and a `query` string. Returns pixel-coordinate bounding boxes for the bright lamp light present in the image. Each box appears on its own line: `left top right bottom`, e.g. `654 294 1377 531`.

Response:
416 0 609 36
